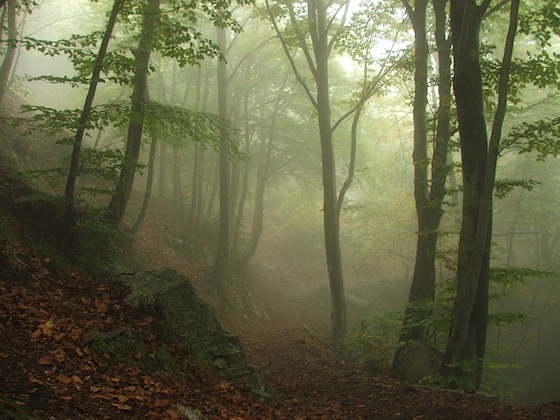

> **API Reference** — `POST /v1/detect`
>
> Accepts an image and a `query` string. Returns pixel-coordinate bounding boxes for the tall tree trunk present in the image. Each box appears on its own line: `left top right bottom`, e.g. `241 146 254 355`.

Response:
240 136 272 265
106 0 160 226
238 68 289 264
441 0 489 390
131 129 158 234
211 26 231 286
392 0 452 375
62 0 126 237
266 0 350 338
231 87 251 259
186 65 206 242
442 0 518 389
311 0 346 339
0 0 16 105
158 141 168 200
172 146 184 218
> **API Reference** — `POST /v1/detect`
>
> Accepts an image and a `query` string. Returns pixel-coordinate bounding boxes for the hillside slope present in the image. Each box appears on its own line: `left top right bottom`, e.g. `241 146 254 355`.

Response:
1 161 559 419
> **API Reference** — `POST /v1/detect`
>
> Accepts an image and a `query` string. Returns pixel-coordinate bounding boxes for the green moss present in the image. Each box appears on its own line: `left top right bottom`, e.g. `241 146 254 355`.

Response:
0 393 39 420
90 333 181 377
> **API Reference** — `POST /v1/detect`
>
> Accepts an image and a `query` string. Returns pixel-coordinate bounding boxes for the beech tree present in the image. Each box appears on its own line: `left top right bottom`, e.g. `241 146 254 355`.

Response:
392 0 452 375
106 0 161 226
64 0 127 236
441 0 520 389
265 0 352 339
211 26 231 284
0 0 17 105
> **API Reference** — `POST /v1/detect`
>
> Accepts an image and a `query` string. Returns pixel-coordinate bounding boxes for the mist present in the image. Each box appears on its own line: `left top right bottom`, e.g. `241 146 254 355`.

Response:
1 0 559 409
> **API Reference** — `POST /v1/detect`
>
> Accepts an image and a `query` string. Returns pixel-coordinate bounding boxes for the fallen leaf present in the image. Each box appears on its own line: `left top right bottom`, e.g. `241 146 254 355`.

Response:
29 376 47 386
90 394 112 401
56 374 72 384
38 356 52 365
164 409 179 419
137 316 155 326
114 394 129 403
155 398 170 408
112 403 132 411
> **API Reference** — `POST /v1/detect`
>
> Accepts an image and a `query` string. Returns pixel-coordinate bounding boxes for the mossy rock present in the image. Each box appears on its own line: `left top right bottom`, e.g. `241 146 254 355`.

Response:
120 268 279 405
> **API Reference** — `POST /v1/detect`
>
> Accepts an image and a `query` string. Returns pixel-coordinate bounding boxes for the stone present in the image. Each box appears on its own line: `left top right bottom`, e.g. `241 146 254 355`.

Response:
120 268 279 405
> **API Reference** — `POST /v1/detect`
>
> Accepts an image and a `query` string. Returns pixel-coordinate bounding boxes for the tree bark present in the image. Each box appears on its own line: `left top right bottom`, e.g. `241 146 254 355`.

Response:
131 130 158 235
392 0 452 375
0 0 17 105
265 0 350 338
310 0 347 339
211 26 231 286
441 0 505 389
63 0 126 237
106 0 160 226
445 0 519 389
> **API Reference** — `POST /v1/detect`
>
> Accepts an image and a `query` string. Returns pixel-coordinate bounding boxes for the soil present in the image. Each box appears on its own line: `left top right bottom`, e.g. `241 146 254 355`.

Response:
1 160 560 419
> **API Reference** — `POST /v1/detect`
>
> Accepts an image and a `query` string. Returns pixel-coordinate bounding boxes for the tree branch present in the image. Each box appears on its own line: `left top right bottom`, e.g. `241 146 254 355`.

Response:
264 0 318 109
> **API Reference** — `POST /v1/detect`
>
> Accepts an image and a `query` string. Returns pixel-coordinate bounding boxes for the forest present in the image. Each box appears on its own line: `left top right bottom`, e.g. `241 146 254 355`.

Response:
0 0 559 418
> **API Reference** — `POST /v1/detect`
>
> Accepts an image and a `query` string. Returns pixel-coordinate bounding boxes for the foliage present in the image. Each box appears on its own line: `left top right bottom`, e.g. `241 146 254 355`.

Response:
72 207 126 275
10 192 126 275
389 264 556 368
420 357 519 397
90 333 181 377
0 392 38 420
493 178 540 198
502 116 560 160
144 101 239 156
340 311 402 371
489 266 559 289
481 1 560 109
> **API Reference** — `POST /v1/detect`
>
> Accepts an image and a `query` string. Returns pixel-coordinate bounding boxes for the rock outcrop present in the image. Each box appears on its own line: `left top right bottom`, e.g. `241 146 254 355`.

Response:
119 268 278 405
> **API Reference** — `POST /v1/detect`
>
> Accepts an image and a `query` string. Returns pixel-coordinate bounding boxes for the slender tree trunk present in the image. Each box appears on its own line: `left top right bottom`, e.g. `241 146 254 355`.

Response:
63 0 126 236
441 0 489 389
172 146 184 217
107 0 160 226
231 87 251 259
266 0 349 338
0 0 17 105
211 26 230 286
311 1 346 339
442 0 519 389
392 0 452 375
239 68 289 264
158 141 167 200
240 136 271 265
186 65 205 241
131 129 158 234
229 87 242 248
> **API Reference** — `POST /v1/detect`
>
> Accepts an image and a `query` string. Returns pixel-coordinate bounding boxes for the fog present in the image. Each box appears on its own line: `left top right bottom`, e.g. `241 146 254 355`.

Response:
3 0 560 407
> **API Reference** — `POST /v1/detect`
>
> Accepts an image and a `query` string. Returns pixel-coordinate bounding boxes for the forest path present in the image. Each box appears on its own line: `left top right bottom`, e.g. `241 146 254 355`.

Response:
130 206 559 419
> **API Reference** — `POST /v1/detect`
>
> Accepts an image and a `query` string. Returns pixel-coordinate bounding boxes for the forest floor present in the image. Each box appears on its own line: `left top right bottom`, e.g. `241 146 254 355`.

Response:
1 162 560 419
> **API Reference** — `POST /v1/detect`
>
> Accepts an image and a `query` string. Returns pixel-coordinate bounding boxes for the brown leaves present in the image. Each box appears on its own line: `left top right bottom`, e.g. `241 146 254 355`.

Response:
2 231 559 419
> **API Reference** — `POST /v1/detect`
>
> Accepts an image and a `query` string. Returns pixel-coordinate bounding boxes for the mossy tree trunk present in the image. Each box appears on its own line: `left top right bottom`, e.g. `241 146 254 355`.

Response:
106 0 161 226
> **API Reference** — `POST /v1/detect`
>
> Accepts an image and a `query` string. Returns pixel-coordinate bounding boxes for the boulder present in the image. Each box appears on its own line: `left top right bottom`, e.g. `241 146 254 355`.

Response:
400 340 443 383
120 268 278 405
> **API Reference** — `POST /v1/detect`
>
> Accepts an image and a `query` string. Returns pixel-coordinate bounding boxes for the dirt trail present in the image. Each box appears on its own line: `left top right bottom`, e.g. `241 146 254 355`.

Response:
131 208 560 419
